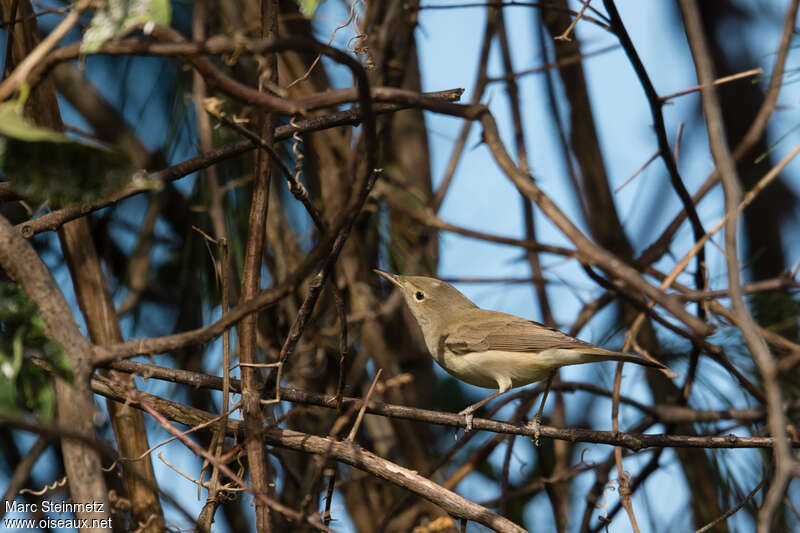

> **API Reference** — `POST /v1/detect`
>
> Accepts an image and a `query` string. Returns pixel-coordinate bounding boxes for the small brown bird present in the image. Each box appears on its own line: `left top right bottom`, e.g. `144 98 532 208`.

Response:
375 270 667 435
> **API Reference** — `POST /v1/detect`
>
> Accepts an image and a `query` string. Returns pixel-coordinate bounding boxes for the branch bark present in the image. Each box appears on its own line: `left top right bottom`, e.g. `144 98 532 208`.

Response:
677 2 796 531
96 360 792 450
92 375 527 533
0 214 111 531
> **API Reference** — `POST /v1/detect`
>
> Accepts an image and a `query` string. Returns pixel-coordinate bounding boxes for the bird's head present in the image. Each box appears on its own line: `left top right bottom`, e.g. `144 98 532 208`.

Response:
373 270 477 328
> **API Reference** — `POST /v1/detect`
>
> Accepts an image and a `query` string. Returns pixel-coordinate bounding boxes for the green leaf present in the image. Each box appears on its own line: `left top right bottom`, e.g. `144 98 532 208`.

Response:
0 103 138 204
0 374 19 416
0 283 69 419
81 0 172 54
0 102 73 143
297 0 324 18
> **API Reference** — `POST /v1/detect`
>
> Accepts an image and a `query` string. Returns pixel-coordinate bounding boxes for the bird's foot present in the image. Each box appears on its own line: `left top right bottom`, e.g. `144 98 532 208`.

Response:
527 414 543 447
456 408 475 439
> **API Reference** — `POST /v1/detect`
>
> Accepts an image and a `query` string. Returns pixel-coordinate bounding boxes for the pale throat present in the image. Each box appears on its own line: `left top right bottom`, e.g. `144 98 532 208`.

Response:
418 321 442 358
407 304 430 327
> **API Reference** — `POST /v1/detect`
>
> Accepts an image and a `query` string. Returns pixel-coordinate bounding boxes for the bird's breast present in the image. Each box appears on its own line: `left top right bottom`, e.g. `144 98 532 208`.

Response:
434 349 556 390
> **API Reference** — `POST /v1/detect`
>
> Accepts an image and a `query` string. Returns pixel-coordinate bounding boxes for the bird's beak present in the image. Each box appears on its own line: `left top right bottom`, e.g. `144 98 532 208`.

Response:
373 269 403 289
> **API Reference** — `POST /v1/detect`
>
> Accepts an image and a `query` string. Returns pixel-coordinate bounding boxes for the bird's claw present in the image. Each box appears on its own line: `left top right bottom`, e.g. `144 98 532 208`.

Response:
528 414 542 447
454 409 474 439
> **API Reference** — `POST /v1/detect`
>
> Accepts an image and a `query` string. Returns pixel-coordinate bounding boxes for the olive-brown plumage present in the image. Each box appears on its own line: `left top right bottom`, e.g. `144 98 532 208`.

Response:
375 270 667 431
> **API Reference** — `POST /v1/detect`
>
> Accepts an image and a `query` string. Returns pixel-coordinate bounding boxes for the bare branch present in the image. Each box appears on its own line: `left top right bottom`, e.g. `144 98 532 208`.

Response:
677 2 796 531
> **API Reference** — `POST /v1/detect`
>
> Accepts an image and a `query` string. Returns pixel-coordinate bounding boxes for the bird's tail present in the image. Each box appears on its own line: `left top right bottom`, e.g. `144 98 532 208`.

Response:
585 349 668 370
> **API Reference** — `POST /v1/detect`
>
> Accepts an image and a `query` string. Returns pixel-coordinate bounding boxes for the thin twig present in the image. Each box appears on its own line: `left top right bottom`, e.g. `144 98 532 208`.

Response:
100 378 526 533
14 89 460 238
346 369 382 442
555 0 592 41
694 478 766 533
677 2 795 531
128 388 333 532
603 0 708 332
93 368 793 450
0 0 90 99
660 67 763 102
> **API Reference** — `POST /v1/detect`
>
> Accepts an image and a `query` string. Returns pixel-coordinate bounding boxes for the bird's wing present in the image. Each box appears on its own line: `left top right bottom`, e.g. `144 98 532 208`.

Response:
443 310 608 355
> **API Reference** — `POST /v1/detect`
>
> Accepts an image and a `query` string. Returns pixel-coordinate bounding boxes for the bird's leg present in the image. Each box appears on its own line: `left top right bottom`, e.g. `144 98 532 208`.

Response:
457 382 510 434
529 370 555 446
457 397 491 434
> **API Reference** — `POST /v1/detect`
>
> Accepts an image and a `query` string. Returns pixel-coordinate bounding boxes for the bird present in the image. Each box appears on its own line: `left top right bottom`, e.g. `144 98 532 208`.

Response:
374 270 667 438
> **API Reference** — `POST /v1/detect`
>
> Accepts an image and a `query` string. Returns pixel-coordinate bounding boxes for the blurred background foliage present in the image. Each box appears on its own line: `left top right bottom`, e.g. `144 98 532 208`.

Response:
0 282 70 418
1 0 799 532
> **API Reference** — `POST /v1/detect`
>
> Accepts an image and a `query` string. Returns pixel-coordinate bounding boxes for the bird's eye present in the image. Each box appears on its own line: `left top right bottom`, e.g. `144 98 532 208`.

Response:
415 291 425 301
